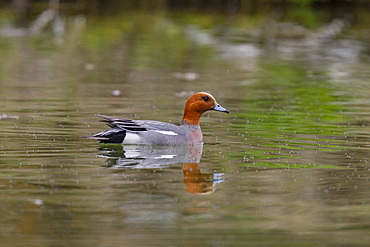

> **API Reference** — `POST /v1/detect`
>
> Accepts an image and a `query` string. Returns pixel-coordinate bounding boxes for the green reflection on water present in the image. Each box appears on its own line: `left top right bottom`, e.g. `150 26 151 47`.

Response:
231 63 357 168
78 12 215 70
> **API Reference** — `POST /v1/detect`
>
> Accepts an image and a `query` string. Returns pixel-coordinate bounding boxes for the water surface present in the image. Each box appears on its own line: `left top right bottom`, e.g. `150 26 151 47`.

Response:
0 2 369 246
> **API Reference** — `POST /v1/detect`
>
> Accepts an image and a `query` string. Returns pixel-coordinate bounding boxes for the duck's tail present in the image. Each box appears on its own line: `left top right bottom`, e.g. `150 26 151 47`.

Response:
84 128 126 144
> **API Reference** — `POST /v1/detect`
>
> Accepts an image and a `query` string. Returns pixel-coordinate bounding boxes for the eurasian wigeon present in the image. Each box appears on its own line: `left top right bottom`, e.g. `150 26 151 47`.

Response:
87 92 229 145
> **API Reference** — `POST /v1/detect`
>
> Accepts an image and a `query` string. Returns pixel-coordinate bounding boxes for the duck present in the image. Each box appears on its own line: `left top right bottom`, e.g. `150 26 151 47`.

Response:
87 92 229 145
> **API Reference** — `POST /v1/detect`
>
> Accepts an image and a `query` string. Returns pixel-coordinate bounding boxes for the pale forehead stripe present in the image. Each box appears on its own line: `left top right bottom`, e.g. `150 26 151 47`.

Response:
199 92 216 101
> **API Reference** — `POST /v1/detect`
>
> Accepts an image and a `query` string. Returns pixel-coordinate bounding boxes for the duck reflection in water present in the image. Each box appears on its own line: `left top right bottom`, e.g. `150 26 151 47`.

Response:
98 144 224 195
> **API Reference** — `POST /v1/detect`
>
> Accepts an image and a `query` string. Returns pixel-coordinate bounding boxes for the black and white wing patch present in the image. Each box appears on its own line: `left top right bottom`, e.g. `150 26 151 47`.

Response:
94 114 147 132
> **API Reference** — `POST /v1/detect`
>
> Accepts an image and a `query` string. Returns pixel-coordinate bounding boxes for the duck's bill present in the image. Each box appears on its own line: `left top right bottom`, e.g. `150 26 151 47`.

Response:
212 103 230 114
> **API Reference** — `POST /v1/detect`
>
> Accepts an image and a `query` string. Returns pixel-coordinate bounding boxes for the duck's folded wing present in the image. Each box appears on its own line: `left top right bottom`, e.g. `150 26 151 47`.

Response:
88 115 185 144
94 114 182 132
94 114 147 132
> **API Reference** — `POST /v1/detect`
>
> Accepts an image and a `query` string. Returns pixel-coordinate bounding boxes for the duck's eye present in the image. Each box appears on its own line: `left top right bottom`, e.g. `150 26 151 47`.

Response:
202 96 209 101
